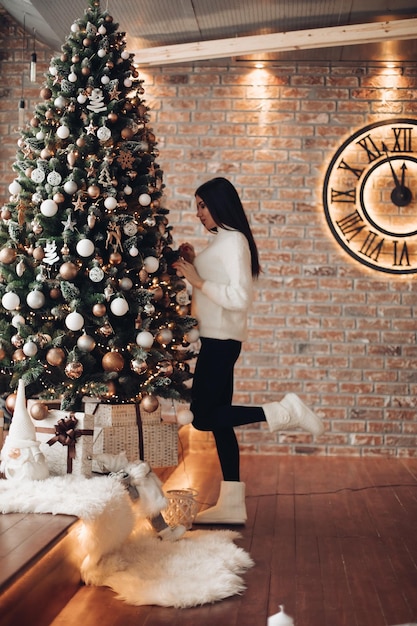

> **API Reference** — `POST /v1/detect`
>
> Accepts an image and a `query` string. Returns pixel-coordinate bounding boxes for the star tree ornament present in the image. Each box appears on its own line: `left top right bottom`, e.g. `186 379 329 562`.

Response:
0 0 198 411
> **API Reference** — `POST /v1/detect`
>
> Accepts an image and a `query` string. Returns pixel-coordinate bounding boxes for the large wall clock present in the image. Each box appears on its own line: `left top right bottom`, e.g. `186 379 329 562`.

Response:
323 118 417 274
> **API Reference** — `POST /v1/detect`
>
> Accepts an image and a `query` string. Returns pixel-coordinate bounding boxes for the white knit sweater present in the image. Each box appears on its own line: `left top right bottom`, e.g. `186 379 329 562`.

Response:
192 227 253 341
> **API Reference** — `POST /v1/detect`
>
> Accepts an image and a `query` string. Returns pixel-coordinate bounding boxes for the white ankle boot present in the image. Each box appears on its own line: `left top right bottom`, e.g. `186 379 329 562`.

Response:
194 481 247 525
262 392 324 436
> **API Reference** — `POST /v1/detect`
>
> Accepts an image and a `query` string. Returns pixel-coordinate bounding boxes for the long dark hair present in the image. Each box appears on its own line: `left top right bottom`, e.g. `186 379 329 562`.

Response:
195 177 261 277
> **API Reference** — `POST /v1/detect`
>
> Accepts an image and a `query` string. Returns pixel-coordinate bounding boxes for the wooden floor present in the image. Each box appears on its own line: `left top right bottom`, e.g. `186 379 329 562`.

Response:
49 427 417 626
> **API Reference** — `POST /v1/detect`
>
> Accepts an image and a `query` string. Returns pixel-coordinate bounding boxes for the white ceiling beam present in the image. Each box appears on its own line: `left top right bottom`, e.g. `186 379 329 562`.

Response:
131 18 417 66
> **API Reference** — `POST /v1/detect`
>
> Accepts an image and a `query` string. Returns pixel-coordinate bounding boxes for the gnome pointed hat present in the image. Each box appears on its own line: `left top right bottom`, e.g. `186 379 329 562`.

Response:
7 379 37 444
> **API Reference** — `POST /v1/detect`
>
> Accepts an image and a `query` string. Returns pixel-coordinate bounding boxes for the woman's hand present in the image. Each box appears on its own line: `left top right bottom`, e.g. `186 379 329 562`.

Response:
172 258 204 289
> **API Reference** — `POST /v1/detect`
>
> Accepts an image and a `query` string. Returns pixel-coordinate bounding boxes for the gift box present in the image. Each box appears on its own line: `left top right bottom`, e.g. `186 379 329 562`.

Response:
29 408 94 477
83 399 178 471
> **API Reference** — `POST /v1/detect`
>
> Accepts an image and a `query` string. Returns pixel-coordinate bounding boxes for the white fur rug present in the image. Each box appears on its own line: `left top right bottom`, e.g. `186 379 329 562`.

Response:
0 476 254 608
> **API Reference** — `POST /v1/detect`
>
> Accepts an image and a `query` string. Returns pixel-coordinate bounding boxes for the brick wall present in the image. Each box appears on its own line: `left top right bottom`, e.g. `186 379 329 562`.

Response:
1 7 416 457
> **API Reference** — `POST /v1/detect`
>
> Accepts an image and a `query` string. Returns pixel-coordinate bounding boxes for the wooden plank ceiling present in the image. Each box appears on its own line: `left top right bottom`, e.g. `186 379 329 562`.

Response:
1 0 416 64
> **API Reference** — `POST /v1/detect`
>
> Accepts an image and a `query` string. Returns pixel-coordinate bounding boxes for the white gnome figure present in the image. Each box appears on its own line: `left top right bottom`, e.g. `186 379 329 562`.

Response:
0 379 50 481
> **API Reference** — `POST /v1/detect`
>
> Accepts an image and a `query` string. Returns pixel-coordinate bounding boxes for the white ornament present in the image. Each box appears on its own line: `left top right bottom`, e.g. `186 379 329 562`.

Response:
89 266 104 282
97 48 107 58
8 180 22 195
101 75 110 85
64 180 78 194
121 50 130 60
47 171 62 185
86 88 107 113
110 297 129 316
177 408 194 425
49 65 58 76
123 221 137 236
139 193 151 206
65 311 84 331
124 77 132 87
54 96 66 109
11 314 25 327
26 290 45 309
143 256 159 273
76 238 95 257
77 93 87 104
36 130 45 140
136 330 154 349
2 292 20 310
123 185 132 195
40 199 58 217
23 341 38 357
104 196 117 210
56 125 70 139
71 22 80 33
31 168 46 183
129 245 139 257
43 241 60 265
98 25 107 35
68 72 78 83
97 126 111 141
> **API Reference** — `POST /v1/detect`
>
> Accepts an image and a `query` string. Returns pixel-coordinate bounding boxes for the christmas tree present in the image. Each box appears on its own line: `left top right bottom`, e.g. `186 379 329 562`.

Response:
0 0 198 412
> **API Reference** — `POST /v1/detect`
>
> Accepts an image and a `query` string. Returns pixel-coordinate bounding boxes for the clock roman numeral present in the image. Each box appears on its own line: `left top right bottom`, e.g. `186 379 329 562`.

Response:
337 159 364 179
360 231 384 261
331 188 356 203
356 134 382 162
393 241 410 267
336 210 365 240
391 127 413 152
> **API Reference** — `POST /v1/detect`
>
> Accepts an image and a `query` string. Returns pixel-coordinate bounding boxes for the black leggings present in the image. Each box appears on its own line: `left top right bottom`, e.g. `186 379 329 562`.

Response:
190 337 266 482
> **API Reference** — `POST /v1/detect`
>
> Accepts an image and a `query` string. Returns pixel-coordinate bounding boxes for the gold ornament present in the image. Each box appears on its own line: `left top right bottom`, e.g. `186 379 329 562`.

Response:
46 347 66 366
5 393 16 414
92 303 106 317
0 247 17 264
102 351 124 372
140 394 159 413
59 261 78 280
30 401 49 421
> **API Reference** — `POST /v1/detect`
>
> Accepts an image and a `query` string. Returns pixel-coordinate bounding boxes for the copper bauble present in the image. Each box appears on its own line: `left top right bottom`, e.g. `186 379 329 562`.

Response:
30 401 49 421
121 127 134 140
88 185 100 199
108 112 118 123
0 346 6 360
102 380 117 398
59 262 78 280
53 192 65 204
140 394 159 413
32 246 45 261
50 287 61 299
30 117 39 127
11 334 24 348
40 87 52 100
5 393 16 414
92 303 107 317
130 358 148 374
46 347 66 366
102 351 125 372
0 247 17 264
12 349 26 361
1 208 11 220
109 252 122 265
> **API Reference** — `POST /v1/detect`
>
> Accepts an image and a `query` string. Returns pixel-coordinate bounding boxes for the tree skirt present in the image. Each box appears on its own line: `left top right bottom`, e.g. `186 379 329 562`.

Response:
0 475 254 608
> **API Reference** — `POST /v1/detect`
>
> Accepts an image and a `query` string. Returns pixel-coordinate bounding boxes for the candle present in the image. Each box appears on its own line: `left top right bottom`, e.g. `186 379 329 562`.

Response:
267 605 294 626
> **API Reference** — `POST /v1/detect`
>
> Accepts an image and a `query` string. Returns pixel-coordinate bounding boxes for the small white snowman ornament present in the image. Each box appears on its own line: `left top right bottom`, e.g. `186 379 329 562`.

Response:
0 379 49 481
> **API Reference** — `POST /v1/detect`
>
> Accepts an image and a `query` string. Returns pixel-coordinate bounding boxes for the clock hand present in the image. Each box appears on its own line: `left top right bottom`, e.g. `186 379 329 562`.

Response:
400 162 407 188
381 142 401 189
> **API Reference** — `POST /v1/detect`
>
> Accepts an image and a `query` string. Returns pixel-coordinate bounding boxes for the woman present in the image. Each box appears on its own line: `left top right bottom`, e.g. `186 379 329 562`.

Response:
173 177 324 524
